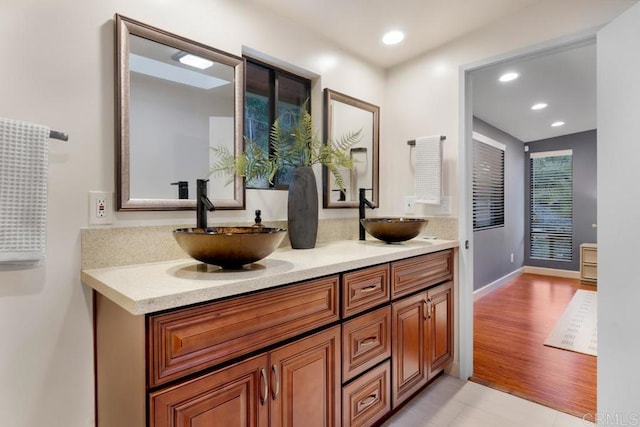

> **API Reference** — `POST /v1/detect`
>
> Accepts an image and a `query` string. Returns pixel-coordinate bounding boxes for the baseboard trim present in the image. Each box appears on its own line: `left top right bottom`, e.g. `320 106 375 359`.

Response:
473 267 524 301
523 266 580 279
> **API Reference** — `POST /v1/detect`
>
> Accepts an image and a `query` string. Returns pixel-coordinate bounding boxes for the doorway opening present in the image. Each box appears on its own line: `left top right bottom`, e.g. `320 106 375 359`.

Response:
458 32 598 417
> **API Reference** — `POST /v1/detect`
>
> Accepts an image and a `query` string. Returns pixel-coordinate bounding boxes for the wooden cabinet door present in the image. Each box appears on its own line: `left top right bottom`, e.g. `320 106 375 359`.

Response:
391 292 428 409
427 281 453 379
149 354 268 427
269 326 341 427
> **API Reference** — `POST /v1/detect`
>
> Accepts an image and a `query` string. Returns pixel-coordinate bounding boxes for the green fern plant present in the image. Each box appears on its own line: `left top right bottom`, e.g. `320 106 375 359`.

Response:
210 107 362 191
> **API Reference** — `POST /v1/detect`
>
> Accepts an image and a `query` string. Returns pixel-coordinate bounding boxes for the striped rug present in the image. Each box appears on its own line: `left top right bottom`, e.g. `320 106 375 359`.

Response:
544 290 597 356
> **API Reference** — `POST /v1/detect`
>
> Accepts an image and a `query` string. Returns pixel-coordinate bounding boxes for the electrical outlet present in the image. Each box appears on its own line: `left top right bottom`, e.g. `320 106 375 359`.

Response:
510 253 514 263
96 198 106 217
89 191 113 225
403 196 416 214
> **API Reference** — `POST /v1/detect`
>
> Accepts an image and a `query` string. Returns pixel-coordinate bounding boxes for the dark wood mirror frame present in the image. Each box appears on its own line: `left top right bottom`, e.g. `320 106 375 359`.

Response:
323 89 380 209
115 14 245 211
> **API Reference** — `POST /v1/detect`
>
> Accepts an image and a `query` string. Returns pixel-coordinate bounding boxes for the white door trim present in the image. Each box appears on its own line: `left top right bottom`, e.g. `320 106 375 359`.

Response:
457 28 598 381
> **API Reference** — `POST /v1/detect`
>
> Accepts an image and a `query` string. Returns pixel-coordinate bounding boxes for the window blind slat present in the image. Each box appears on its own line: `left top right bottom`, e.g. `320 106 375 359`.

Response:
529 153 573 262
473 138 505 230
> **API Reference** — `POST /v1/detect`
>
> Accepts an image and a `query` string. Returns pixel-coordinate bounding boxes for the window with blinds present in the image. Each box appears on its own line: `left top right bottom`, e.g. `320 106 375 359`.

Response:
473 134 505 230
529 150 573 262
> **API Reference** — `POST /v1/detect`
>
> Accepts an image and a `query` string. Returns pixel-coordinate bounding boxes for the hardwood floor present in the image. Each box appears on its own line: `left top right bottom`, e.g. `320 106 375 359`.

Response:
472 273 597 418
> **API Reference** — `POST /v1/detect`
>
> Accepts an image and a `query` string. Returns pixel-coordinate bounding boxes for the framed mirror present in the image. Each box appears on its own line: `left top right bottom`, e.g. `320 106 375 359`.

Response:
323 89 379 208
116 15 245 210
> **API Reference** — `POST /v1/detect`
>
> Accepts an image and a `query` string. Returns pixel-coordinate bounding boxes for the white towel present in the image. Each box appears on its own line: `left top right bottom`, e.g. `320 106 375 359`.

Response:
0 117 50 269
414 135 442 205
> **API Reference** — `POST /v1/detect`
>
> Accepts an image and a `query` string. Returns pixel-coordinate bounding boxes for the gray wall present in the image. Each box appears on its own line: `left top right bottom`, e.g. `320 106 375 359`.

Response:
525 130 597 271
473 118 525 291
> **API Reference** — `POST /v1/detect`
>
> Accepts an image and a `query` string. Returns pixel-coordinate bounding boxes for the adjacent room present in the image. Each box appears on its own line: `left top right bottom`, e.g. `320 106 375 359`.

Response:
470 41 598 416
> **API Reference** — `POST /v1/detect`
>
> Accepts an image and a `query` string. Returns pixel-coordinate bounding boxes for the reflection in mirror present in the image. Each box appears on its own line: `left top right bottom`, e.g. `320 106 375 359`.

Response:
323 89 379 208
116 15 245 210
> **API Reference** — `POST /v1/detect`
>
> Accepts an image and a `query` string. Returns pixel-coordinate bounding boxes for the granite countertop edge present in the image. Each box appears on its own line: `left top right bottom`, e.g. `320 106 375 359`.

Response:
82 239 458 315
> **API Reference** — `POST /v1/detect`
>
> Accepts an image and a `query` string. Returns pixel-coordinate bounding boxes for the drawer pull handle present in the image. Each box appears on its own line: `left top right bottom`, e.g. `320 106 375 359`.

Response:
271 365 280 400
357 392 379 410
423 299 429 320
360 285 378 293
427 298 432 319
359 337 378 347
259 368 268 405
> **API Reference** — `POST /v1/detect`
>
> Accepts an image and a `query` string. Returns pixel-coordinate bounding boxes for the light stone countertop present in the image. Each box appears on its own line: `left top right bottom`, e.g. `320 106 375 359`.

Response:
81 238 458 315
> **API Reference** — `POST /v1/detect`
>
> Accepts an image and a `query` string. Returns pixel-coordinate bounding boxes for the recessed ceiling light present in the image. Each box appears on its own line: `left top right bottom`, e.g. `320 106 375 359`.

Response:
130 54 228 89
499 72 519 82
178 53 214 70
551 121 565 127
531 103 548 110
382 30 405 45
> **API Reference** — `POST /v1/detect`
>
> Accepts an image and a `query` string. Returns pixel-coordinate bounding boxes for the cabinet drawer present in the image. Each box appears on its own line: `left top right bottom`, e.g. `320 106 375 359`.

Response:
582 248 597 264
342 264 390 317
391 250 453 298
342 361 391 427
342 306 391 382
582 264 597 280
148 276 339 387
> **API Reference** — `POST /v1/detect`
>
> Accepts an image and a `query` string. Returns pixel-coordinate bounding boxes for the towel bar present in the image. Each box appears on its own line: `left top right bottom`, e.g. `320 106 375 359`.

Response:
407 136 446 146
49 130 68 141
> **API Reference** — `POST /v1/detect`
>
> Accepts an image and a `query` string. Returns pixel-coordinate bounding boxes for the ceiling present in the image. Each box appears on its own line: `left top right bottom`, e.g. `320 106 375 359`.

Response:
249 0 540 68
472 42 596 142
251 0 596 142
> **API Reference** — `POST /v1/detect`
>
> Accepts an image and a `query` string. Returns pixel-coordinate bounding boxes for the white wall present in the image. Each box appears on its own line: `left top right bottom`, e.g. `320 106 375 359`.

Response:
597 2 640 420
0 1 384 426
382 0 635 217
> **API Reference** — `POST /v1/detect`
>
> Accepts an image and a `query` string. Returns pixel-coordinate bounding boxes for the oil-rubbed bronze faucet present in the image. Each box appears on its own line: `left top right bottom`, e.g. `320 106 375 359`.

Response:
196 179 215 230
359 188 376 240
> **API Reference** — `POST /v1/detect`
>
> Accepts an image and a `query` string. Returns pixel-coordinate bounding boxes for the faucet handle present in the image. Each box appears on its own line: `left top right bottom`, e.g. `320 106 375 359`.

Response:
197 178 210 191
171 181 189 199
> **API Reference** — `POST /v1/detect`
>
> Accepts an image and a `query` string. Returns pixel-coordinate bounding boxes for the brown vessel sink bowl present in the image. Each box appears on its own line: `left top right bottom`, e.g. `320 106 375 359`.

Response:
173 226 287 269
361 217 428 243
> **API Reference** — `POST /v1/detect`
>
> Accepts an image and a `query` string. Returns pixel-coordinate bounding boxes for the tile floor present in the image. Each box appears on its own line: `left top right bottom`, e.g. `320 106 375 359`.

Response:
382 375 595 427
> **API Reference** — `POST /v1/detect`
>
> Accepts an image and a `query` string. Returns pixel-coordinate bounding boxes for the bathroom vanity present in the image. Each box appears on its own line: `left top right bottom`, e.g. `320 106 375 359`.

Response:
82 239 457 427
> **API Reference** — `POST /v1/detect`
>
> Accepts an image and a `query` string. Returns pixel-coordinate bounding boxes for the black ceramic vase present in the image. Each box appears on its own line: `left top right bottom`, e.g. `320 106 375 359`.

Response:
287 166 318 249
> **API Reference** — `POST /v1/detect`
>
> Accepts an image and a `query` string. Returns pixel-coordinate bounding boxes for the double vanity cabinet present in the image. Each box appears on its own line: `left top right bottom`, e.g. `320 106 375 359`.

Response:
85 241 455 427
